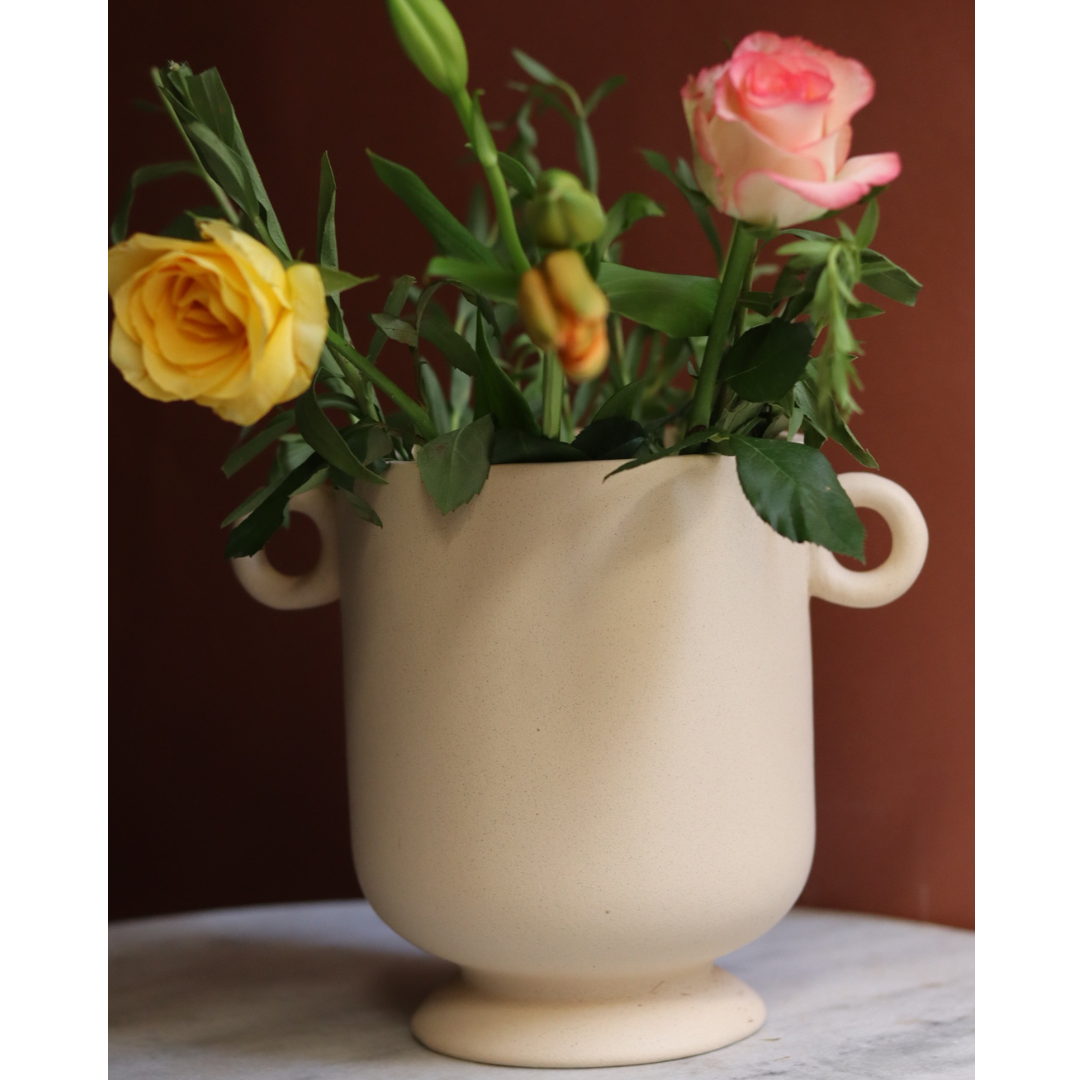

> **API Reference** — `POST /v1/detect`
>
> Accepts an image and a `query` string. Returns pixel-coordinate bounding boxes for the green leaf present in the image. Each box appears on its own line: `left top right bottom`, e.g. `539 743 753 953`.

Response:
592 378 646 421
185 67 290 257
859 249 922 305
854 197 879 250
295 386 388 484
367 150 502 267
425 256 520 302
722 321 814 403
222 410 296 477
109 161 203 244
575 118 599 193
583 74 626 115
572 416 645 460
846 301 884 320
598 192 665 260
340 421 394 465
793 379 878 468
225 453 326 558
370 313 418 346
497 151 537 198
739 290 777 316
318 266 377 294
338 487 383 527
490 429 587 463
316 152 338 270
776 238 833 266
292 465 332 495
417 308 480 377
220 483 276 528
417 413 495 514
419 360 451 434
511 48 559 86
597 263 719 338
731 435 865 559
830 417 878 470
473 318 540 434
604 426 723 479
185 121 259 221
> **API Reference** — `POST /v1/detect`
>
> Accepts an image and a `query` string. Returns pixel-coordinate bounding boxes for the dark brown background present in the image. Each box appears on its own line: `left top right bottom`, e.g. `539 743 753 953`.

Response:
110 0 973 927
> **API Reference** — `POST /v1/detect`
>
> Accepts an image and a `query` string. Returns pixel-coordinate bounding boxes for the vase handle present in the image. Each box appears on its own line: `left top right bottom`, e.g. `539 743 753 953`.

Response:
809 472 928 609
230 486 341 610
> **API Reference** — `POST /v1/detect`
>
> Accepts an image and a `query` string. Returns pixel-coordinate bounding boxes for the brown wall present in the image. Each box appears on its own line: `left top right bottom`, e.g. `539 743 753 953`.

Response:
110 0 973 927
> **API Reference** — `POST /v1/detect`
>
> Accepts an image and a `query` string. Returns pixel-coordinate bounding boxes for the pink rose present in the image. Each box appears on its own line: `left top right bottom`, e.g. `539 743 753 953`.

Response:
682 32 901 229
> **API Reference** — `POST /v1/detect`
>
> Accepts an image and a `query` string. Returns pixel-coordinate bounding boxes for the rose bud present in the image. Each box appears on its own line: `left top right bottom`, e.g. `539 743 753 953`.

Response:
682 32 901 228
523 169 606 248
108 220 327 426
386 0 469 97
517 249 610 382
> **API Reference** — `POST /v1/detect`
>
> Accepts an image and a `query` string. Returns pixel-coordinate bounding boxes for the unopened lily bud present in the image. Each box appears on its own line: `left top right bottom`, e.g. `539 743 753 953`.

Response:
386 0 469 96
517 249 610 382
524 169 606 248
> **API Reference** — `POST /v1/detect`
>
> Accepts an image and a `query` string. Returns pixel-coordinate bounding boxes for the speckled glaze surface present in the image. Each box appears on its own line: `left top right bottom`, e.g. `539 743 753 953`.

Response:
232 456 928 1067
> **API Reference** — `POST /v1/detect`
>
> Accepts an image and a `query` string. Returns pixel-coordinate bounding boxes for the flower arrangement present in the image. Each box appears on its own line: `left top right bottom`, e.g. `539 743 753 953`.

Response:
108 0 920 563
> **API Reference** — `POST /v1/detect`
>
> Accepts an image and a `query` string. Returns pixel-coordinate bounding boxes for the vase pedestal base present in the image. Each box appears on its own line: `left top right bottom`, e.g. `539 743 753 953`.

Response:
410 961 766 1067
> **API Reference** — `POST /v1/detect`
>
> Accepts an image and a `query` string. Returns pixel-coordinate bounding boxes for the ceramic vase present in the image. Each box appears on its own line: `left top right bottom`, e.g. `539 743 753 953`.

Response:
233 456 928 1067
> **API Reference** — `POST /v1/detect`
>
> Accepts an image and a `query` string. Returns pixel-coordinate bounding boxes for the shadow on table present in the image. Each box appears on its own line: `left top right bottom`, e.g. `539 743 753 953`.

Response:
110 934 456 1064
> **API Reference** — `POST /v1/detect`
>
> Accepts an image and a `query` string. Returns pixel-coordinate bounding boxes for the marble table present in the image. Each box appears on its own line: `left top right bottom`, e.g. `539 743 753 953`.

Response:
109 901 974 1079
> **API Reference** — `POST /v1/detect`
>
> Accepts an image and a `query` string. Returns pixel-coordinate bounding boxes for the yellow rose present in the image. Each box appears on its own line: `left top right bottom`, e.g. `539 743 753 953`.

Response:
107 220 327 425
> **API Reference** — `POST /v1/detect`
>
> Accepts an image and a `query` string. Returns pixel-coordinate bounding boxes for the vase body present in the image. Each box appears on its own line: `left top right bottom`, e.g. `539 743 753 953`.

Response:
233 453 928 1067
342 456 812 1065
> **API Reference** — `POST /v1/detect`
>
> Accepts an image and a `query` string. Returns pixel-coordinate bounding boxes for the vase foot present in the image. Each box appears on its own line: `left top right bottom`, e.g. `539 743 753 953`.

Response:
410 962 765 1067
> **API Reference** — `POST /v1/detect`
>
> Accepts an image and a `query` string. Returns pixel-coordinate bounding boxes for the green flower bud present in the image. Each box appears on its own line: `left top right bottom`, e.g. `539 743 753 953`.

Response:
386 0 469 97
524 169 606 248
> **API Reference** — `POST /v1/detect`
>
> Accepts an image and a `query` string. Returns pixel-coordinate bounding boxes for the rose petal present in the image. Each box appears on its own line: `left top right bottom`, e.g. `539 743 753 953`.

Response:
731 171 832 228
820 54 875 132
762 151 902 211
109 321 179 403
201 312 298 425
108 234 207 298
280 263 328 401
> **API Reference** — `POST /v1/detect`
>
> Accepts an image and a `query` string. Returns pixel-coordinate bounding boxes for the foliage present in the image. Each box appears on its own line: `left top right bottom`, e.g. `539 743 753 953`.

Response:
110 9 921 563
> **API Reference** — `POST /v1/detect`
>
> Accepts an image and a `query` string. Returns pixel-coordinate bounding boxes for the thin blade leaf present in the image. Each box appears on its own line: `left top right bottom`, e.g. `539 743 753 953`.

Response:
295 386 388 484
571 416 646 460
109 161 203 244
222 410 296 477
490 429 588 463
497 151 537 198
426 257 520 303
473 317 540 434
597 263 719 338
367 150 503 267
225 453 326 558
860 249 922 305
318 266 378 294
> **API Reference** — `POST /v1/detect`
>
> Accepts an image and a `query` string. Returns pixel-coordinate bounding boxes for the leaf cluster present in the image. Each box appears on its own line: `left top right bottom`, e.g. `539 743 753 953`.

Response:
113 34 922 564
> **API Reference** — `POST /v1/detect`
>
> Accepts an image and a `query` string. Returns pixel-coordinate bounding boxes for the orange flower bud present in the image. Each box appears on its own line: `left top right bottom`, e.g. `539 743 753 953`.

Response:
517 250 609 382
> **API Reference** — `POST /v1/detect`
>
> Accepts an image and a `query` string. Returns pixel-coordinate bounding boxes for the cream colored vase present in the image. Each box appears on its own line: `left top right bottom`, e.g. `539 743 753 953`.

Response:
233 456 928 1068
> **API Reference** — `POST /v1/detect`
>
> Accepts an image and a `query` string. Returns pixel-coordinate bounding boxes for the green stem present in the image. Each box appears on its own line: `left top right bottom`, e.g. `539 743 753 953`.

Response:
687 221 757 431
541 352 563 439
453 89 531 275
326 328 437 442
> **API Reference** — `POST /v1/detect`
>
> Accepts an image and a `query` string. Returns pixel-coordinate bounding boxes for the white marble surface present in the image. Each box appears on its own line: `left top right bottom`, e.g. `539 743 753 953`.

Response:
110 901 973 1079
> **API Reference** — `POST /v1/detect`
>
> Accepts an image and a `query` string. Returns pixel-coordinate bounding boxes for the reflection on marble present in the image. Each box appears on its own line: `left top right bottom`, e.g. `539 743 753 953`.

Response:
110 901 973 1079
